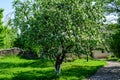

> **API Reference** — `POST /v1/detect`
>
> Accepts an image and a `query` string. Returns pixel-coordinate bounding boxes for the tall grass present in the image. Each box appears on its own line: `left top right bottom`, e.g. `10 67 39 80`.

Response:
0 56 106 80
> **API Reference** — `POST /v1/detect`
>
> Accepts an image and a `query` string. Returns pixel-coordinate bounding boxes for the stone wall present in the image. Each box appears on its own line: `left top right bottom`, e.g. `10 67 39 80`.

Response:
0 48 37 59
0 48 112 59
0 48 22 56
92 50 112 59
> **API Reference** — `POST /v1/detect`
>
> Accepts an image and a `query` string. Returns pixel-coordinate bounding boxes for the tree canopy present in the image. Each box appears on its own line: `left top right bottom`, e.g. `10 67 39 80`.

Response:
12 0 105 75
0 9 16 49
104 0 120 57
0 9 4 48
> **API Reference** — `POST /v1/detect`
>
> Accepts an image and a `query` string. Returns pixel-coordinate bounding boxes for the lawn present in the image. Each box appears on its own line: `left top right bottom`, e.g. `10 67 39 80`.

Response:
0 56 106 80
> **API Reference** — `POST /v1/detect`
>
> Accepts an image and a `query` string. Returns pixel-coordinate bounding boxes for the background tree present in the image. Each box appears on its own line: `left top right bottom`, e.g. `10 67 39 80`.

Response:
106 23 120 57
0 8 16 49
12 0 105 76
104 0 120 57
0 9 4 48
104 0 120 25
110 24 120 57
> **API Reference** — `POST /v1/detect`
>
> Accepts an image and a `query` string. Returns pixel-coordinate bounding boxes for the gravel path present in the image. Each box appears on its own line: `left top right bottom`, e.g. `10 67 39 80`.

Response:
87 61 120 80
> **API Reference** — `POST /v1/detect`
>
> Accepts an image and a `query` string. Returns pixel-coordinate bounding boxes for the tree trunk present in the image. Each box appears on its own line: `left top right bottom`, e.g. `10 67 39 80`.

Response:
54 53 66 76
86 53 89 62
55 62 61 76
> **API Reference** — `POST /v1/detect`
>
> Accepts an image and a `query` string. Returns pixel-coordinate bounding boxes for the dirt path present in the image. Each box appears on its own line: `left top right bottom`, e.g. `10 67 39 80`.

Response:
87 61 120 80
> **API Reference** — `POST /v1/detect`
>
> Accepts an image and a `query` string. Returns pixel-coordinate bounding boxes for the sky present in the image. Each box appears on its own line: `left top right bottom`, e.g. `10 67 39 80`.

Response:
0 0 118 24
105 12 118 24
0 0 14 22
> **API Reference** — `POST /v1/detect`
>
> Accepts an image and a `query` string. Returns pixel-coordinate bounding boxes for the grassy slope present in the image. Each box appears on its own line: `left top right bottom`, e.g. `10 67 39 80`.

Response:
0 56 106 80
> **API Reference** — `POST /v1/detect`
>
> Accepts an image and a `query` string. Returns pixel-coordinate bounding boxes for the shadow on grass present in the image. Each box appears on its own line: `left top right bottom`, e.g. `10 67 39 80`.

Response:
12 69 58 80
61 65 103 79
0 59 53 69
0 78 11 80
11 65 103 80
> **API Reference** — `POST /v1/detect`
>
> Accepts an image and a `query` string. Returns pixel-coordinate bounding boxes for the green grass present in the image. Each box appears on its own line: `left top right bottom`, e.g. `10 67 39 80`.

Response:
107 56 120 62
0 56 106 80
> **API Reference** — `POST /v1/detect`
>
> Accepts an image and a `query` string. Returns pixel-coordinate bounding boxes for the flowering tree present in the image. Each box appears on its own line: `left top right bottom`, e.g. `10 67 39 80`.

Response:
12 0 105 75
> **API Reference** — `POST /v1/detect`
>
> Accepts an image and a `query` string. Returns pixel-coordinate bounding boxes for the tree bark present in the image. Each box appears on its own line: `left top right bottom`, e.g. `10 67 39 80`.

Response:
86 53 89 62
54 53 66 76
55 62 61 76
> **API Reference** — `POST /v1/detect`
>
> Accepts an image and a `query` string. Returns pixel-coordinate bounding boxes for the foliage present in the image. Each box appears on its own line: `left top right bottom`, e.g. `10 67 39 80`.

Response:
104 0 120 23
0 9 4 48
107 55 120 62
0 56 106 80
0 8 16 49
12 0 105 55
105 23 120 58
3 27 16 48
110 25 120 57
102 24 117 52
103 24 120 58
103 0 120 57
